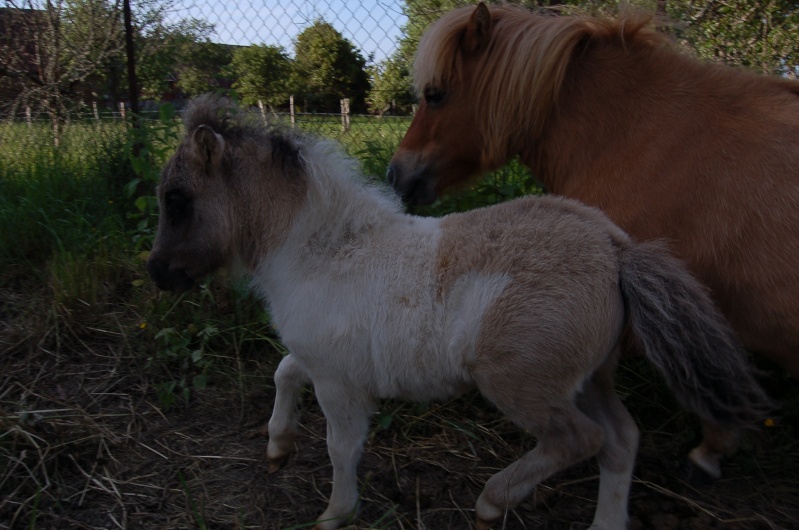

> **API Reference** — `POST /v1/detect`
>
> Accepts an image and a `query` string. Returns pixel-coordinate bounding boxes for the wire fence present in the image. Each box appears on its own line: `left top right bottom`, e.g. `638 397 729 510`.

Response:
0 0 442 159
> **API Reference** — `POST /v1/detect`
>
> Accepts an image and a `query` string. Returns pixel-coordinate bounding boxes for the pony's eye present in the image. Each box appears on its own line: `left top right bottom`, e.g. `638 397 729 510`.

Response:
165 189 192 222
423 87 447 107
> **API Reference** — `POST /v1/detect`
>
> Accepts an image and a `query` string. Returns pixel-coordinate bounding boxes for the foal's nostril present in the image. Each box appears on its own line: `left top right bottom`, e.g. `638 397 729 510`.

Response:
146 257 194 292
146 257 167 283
386 164 396 187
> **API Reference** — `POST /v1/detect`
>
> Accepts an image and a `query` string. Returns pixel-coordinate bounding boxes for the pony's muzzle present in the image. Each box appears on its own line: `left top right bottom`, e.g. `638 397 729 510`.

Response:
146 257 195 293
386 161 438 206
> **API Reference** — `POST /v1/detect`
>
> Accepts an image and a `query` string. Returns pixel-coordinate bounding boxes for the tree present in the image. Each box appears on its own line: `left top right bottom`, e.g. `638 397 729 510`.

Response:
176 41 233 97
367 0 799 116
366 56 415 115
293 19 370 112
366 0 514 116
0 0 125 144
133 7 215 100
227 44 293 109
665 0 799 77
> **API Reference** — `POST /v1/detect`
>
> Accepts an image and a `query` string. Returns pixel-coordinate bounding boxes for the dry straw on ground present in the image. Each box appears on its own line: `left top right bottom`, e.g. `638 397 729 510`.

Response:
1 280 798 530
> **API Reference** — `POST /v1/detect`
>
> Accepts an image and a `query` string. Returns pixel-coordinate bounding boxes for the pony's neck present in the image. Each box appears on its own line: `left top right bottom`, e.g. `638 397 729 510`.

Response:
527 40 743 196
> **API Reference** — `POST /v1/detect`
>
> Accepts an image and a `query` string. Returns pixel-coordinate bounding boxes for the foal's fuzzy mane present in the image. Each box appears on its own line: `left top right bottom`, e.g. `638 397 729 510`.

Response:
182 94 403 221
183 94 303 173
414 4 668 163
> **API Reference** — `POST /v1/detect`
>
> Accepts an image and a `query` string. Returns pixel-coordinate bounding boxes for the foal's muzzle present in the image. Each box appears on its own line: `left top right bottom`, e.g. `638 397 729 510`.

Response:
146 258 195 293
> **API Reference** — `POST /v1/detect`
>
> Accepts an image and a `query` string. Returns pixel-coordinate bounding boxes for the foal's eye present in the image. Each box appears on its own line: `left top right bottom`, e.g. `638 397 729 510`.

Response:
423 87 447 108
165 189 192 221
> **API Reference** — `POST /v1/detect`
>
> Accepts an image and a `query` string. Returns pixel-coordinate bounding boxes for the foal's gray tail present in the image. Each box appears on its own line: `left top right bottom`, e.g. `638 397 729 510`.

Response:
619 242 773 430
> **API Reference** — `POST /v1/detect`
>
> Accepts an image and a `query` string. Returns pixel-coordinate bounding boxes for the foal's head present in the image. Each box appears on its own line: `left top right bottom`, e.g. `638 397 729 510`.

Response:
147 96 304 292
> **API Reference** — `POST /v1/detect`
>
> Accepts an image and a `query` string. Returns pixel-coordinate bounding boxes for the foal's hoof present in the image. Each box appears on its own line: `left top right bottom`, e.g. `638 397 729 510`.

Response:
266 453 290 473
687 447 721 481
476 517 498 530
682 457 719 485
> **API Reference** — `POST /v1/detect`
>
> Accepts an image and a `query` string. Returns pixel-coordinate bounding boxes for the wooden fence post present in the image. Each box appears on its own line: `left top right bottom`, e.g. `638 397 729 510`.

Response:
258 100 268 122
290 95 295 127
93 101 100 122
25 106 31 128
341 98 350 131
119 101 126 120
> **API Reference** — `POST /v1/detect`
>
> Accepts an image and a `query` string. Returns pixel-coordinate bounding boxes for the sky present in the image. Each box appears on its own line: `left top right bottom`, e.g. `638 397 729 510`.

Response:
168 0 408 64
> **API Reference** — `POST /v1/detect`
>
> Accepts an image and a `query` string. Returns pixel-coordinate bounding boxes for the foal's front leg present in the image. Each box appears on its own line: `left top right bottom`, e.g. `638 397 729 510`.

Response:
267 354 309 471
312 382 376 530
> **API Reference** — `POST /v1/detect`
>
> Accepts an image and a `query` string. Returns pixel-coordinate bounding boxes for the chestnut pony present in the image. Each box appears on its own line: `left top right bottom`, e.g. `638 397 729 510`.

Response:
388 2 799 478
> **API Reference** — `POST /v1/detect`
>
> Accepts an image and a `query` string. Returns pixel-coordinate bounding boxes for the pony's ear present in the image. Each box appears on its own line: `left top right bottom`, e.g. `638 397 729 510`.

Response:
190 124 225 168
462 2 492 54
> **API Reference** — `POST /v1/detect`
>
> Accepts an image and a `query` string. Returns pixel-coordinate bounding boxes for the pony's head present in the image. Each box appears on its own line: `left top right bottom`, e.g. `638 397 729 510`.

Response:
147 95 305 292
388 2 656 204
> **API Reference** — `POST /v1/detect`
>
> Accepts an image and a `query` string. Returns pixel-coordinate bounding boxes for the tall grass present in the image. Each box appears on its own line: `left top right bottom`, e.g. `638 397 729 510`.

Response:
0 122 131 271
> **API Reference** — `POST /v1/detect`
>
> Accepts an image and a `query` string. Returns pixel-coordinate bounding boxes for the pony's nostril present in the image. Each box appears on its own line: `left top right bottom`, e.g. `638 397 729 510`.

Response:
386 164 397 187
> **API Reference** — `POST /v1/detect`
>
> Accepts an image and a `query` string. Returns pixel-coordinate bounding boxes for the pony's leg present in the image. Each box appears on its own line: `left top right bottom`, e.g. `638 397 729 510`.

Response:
267 354 309 472
472 392 605 529
688 422 741 479
577 360 639 530
312 382 376 530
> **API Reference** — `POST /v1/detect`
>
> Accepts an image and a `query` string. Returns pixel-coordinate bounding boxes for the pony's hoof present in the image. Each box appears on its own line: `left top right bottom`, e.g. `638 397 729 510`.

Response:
476 517 498 530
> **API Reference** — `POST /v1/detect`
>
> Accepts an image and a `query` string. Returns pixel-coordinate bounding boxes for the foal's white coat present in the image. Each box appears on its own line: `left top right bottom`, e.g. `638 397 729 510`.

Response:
147 98 770 530
258 140 628 529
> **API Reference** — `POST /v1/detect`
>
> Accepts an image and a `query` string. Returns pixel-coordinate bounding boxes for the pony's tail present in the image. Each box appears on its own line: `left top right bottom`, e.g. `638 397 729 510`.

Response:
619 241 773 430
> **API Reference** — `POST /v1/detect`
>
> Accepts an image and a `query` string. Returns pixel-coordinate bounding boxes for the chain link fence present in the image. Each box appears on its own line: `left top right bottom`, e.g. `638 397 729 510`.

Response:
0 0 441 161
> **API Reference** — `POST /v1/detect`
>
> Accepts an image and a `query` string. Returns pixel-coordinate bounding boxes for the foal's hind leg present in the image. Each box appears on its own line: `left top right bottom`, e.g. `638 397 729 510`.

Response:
577 358 639 529
472 379 605 528
688 422 740 479
267 354 310 471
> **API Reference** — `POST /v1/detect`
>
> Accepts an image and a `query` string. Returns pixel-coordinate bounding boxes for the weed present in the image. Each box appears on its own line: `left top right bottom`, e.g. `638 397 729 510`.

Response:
125 104 183 252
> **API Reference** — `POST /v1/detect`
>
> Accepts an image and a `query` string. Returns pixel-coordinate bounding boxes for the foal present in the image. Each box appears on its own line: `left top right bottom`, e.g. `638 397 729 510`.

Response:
147 96 770 530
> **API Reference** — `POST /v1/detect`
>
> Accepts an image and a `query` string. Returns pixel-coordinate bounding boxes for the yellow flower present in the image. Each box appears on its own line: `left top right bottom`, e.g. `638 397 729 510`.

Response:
764 418 776 427
139 321 148 330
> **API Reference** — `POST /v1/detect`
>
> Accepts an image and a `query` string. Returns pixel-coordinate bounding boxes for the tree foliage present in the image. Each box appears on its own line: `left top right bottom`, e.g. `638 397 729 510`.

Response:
133 5 215 100
0 0 222 122
293 19 371 112
0 0 124 106
176 41 233 98
227 44 292 108
666 0 799 76
366 0 799 115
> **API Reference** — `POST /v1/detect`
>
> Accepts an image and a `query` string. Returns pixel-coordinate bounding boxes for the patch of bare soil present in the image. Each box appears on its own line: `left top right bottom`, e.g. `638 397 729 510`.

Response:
1 305 797 530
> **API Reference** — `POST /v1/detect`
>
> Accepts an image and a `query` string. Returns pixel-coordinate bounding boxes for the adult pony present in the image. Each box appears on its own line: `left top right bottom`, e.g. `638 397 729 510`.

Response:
388 2 799 477
147 96 770 529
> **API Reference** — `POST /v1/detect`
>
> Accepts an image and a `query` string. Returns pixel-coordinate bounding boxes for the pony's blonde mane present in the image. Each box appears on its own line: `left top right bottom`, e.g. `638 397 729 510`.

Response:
414 4 669 165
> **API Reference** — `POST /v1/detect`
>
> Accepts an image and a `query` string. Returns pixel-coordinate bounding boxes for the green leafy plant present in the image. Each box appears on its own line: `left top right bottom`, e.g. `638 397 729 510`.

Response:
150 320 216 409
125 104 183 251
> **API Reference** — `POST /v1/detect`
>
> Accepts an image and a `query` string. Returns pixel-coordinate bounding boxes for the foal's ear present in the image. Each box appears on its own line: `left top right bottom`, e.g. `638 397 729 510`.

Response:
463 2 492 54
190 124 225 168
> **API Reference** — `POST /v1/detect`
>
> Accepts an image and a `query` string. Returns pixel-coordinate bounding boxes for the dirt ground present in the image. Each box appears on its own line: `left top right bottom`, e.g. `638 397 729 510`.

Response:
2 299 798 530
